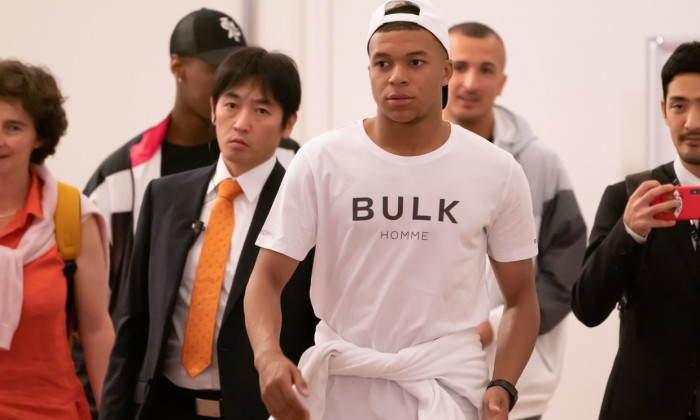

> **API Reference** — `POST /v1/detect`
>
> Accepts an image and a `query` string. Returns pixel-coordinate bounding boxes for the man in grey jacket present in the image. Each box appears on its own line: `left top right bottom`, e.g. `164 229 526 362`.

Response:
444 22 587 420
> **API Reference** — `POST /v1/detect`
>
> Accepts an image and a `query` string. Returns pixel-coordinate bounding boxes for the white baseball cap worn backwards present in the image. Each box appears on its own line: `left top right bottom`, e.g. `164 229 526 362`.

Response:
366 0 450 56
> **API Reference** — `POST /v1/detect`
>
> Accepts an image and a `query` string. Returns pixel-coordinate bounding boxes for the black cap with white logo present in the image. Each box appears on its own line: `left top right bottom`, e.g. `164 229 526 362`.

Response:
170 8 247 66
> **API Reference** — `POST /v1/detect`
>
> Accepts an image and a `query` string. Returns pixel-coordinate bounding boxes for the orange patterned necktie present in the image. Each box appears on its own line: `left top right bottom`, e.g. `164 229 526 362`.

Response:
182 179 242 377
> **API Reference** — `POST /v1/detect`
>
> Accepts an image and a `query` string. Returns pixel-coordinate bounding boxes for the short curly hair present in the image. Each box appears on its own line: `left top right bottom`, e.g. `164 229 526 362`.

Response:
0 59 67 164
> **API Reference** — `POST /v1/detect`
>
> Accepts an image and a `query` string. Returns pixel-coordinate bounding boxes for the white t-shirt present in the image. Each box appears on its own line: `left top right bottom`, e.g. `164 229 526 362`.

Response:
257 119 538 418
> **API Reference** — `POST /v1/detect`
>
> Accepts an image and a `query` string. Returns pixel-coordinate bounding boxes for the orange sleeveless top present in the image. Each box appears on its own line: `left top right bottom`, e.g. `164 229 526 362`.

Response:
0 171 90 420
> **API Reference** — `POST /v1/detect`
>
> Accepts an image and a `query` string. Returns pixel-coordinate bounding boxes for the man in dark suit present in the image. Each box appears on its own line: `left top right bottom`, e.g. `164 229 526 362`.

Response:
572 41 700 420
99 47 317 420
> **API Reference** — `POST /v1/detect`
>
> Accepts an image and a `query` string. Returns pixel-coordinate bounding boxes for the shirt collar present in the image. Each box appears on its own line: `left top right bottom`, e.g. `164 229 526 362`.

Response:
674 155 700 187
1 168 43 238
209 154 277 203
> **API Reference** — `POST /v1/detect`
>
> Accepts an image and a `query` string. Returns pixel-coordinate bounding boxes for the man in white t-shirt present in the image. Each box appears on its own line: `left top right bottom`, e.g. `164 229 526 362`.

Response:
244 1 540 419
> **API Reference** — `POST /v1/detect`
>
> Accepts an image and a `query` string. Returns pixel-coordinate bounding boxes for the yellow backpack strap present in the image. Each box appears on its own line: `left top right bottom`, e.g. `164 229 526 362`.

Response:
55 182 81 260
55 182 81 337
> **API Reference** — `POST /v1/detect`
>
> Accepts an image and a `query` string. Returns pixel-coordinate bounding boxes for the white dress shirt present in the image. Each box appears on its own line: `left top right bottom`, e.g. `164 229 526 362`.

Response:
162 155 276 389
673 156 700 249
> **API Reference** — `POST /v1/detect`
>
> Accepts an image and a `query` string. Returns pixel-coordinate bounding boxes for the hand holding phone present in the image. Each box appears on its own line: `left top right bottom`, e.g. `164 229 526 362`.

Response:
650 186 700 220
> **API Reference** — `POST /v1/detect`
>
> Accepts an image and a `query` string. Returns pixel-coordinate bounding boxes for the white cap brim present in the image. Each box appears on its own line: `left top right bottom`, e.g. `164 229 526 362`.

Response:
366 0 449 56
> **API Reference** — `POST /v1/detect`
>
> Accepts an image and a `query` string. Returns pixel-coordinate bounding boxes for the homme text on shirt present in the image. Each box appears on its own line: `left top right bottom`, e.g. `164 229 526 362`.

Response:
379 230 429 240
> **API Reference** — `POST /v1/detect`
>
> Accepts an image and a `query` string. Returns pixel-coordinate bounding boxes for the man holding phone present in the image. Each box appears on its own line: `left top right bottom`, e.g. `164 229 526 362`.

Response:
572 41 700 419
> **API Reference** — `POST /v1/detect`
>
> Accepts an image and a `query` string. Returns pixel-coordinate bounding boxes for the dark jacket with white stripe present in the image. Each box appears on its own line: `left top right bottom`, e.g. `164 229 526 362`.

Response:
84 116 300 313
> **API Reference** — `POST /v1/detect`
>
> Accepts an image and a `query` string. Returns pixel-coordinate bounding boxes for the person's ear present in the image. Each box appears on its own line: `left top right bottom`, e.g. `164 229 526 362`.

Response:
210 97 216 124
497 73 508 96
171 54 184 82
661 99 669 126
442 59 453 87
282 113 298 138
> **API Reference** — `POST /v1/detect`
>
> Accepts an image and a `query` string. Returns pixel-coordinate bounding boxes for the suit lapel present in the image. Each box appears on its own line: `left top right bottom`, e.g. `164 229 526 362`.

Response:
222 162 285 322
163 166 216 313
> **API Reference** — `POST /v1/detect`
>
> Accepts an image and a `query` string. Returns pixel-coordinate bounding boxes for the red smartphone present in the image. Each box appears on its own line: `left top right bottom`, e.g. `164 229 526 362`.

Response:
650 186 700 220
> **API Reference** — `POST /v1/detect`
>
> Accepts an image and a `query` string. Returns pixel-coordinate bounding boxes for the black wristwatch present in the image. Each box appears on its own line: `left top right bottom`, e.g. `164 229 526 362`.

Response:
487 379 518 411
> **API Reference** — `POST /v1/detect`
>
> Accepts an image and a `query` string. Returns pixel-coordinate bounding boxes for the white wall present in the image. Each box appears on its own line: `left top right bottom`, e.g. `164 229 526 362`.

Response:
3 1 699 419
1 0 245 187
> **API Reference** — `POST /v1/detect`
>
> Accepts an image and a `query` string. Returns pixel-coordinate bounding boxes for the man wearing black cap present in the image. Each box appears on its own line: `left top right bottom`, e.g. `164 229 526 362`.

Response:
83 8 300 314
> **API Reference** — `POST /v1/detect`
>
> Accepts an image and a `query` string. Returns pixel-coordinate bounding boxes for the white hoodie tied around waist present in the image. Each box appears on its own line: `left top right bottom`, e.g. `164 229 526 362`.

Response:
0 165 108 350
271 321 487 420
0 165 60 350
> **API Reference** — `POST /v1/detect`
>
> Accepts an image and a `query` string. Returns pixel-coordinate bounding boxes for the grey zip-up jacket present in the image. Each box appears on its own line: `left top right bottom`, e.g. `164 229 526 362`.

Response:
484 105 587 419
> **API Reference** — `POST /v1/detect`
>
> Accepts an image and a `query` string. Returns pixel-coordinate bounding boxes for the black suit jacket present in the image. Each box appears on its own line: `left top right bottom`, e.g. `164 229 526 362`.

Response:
99 162 317 420
572 162 700 420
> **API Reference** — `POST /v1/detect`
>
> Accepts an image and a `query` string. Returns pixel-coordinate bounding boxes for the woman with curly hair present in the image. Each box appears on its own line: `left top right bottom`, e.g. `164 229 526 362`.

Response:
0 59 114 419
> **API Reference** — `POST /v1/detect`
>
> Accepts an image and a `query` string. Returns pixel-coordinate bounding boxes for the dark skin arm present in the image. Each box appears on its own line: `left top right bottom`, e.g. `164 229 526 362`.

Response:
482 258 539 419
244 249 309 420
